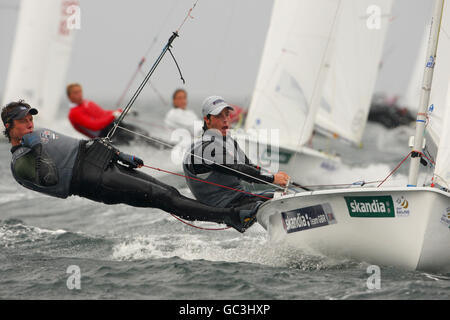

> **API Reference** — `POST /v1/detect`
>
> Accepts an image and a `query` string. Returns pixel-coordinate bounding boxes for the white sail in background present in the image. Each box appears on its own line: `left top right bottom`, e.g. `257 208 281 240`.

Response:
244 0 341 151
433 87 450 189
428 0 450 189
402 25 429 110
315 0 393 145
2 0 78 125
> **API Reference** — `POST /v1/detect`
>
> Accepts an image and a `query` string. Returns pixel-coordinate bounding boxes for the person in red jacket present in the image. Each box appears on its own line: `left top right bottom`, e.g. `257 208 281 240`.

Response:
67 83 143 145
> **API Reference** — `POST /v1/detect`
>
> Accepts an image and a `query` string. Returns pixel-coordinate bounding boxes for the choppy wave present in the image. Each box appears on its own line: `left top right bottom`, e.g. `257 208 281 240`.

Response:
0 219 113 260
0 219 67 248
110 223 362 273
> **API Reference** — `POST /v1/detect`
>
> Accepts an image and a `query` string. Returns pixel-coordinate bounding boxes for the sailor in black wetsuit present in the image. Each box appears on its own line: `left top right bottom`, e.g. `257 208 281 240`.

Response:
183 96 291 209
2 100 258 233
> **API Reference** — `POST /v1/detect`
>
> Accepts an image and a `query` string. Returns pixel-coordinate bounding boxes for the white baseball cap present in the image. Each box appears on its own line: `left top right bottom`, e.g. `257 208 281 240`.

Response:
201 96 234 117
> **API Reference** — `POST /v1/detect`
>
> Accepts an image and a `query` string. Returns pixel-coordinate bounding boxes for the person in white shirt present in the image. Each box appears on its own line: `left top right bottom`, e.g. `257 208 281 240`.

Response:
164 89 201 136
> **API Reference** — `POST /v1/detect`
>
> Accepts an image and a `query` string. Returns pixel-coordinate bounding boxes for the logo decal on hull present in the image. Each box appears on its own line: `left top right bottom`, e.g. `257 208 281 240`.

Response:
440 206 450 228
395 196 410 217
281 203 336 234
344 195 394 218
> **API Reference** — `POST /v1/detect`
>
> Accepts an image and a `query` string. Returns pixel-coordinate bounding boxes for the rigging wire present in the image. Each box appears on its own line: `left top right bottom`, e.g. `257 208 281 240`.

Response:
138 69 169 106
107 32 179 139
116 125 385 192
116 125 287 191
115 0 181 108
176 0 199 33
107 0 200 140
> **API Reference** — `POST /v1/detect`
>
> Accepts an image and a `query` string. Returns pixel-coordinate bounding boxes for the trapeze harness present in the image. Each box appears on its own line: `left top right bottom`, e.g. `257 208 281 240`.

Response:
10 129 253 227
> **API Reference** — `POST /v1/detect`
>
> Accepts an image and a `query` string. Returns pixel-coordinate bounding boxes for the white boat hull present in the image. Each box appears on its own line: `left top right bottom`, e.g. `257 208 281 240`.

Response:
233 133 341 186
257 187 450 273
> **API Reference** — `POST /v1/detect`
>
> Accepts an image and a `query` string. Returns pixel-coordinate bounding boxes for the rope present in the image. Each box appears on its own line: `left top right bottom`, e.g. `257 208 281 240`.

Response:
107 32 179 140
377 151 412 187
108 0 200 140
115 57 146 108
301 180 383 189
168 48 185 84
116 125 286 190
143 161 268 231
137 69 169 106
142 164 272 200
115 0 181 108
176 0 199 33
419 150 436 166
126 117 173 132
117 125 387 192
431 173 450 190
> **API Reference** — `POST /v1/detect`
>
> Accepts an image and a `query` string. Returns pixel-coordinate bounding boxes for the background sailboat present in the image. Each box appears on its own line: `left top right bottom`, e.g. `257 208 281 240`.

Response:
236 0 393 186
236 0 343 185
1 0 78 130
315 0 393 146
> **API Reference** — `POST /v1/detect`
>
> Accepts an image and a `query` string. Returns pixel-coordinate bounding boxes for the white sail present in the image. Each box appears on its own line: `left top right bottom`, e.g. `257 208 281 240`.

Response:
244 0 341 151
315 0 393 145
428 0 450 189
2 0 78 125
402 25 429 110
433 90 450 189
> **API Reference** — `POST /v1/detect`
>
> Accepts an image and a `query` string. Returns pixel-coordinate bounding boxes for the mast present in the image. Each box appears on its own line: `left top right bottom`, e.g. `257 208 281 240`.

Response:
407 0 445 187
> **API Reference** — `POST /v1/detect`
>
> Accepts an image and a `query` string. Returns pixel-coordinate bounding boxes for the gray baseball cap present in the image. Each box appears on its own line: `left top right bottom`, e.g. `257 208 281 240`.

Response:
201 96 234 117
2 104 38 126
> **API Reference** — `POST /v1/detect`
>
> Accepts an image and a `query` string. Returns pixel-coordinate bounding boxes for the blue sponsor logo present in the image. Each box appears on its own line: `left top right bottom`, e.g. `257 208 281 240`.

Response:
40 130 58 144
281 203 336 234
426 55 435 68
320 161 337 171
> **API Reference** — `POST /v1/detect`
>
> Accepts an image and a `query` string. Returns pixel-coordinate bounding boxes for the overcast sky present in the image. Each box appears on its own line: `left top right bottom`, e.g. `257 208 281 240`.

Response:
0 0 433 111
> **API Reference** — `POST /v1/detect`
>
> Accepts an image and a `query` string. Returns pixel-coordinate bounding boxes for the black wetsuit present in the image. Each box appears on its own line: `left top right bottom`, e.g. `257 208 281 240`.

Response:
10 129 255 231
70 139 248 224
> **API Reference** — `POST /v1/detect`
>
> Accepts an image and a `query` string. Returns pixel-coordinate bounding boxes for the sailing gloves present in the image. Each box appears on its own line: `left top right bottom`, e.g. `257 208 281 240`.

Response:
96 138 143 169
117 152 144 169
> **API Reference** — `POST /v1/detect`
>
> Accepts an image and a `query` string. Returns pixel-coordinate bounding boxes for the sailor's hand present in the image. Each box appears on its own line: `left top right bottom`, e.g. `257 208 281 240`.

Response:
273 171 290 187
117 152 144 169
21 133 41 148
113 110 122 119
